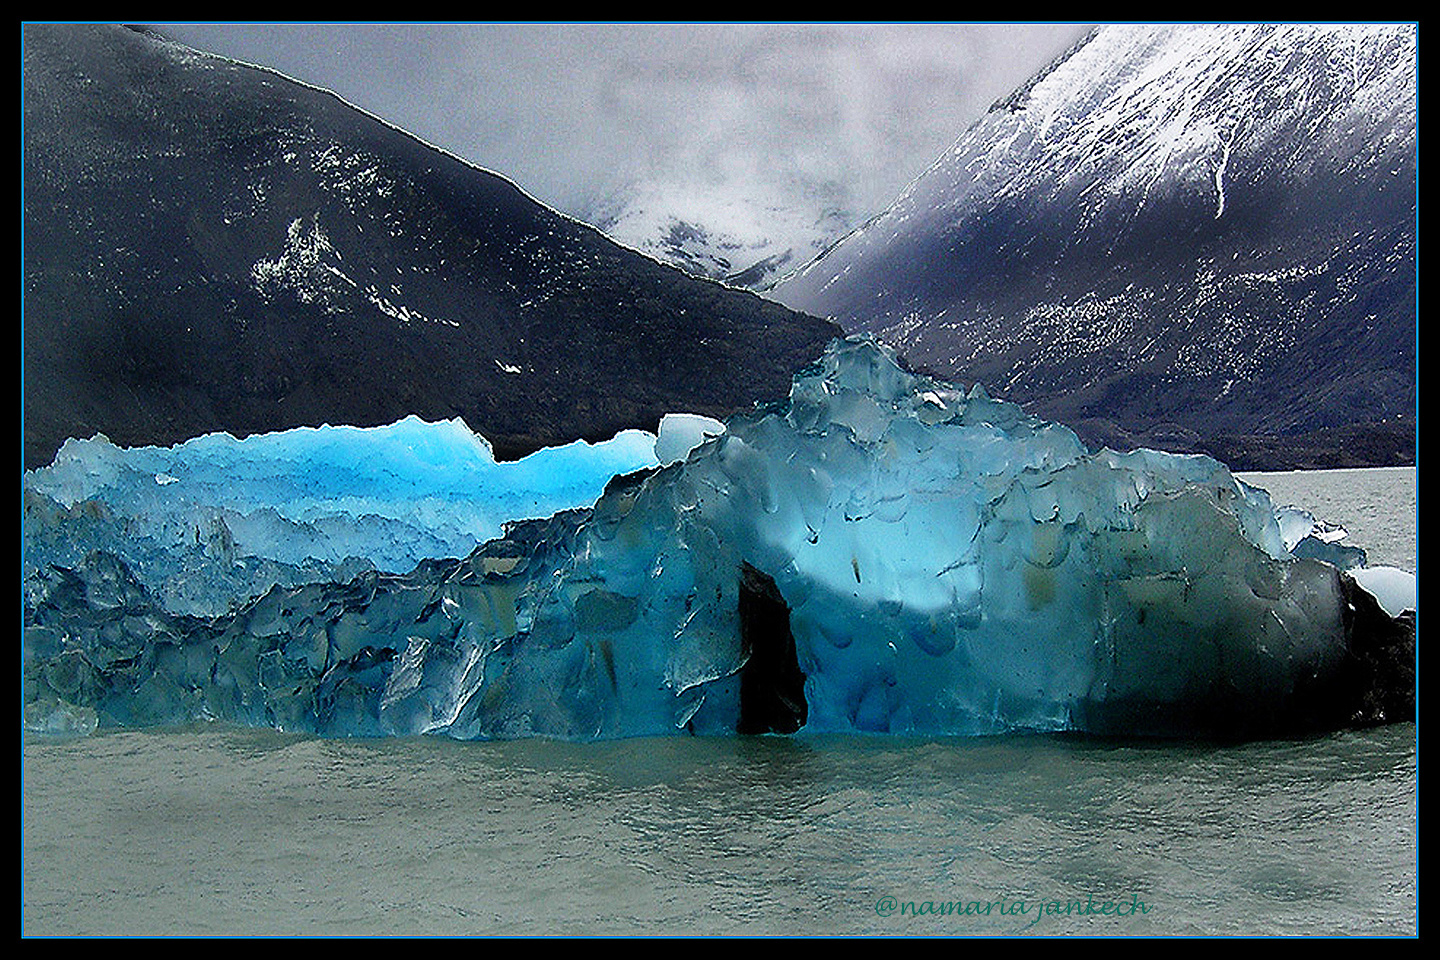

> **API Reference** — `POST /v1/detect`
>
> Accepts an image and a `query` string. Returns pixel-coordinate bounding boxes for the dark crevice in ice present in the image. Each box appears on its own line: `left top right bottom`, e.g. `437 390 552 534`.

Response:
737 563 807 735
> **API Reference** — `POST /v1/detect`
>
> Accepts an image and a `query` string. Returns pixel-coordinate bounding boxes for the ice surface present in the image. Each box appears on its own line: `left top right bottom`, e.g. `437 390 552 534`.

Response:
655 413 726 465
1349 566 1417 618
1273 504 1367 570
23 416 659 616
22 339 1413 740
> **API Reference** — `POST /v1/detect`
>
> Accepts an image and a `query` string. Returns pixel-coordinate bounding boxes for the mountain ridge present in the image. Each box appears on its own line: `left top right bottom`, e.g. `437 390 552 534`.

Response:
23 23 841 471
770 24 1416 468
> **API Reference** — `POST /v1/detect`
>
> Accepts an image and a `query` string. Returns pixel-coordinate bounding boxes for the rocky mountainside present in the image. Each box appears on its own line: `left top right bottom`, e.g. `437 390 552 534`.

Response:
22 24 839 470
770 24 1416 468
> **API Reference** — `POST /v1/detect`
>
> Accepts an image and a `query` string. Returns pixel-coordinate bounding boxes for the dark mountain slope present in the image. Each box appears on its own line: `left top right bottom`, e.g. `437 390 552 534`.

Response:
23 24 839 470
770 25 1416 468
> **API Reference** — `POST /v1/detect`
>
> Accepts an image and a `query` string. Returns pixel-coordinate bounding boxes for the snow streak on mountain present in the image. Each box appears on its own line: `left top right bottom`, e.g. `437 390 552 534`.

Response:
771 25 1416 468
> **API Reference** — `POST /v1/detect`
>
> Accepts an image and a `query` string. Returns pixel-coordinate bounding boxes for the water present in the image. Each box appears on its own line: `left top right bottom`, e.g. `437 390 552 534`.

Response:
1236 466 1418 572
21 725 1418 936
21 468 1418 937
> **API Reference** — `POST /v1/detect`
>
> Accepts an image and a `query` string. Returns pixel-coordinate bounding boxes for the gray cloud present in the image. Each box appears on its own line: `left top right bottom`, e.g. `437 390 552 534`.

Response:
154 23 1091 223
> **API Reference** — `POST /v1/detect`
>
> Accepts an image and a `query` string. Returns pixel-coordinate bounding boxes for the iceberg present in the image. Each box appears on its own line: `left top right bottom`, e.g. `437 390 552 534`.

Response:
22 339 1414 740
23 416 661 617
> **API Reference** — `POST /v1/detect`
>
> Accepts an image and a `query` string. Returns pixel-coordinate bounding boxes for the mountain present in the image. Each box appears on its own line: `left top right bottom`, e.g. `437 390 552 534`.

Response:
581 177 856 290
769 25 1417 469
21 24 840 471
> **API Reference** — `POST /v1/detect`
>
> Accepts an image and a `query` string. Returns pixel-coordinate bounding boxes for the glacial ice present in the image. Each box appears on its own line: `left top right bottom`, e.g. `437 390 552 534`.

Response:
23 416 660 617
1348 567 1417 619
22 339 1414 740
1273 505 1368 570
655 413 726 466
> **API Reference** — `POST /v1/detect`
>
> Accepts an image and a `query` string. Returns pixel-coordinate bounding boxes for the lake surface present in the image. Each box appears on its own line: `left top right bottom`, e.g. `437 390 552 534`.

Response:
22 467 1418 937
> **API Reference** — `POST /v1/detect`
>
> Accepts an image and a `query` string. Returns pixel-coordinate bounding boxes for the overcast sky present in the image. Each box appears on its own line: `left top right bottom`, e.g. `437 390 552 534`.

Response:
153 23 1092 225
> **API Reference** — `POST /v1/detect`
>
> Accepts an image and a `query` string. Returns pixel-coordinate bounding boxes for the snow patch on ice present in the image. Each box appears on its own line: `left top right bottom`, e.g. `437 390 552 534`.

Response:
1350 566 1417 617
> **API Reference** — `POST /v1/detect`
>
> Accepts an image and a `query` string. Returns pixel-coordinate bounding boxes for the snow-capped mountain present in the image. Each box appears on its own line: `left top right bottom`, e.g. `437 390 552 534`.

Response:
583 178 856 289
770 24 1417 468
22 24 839 470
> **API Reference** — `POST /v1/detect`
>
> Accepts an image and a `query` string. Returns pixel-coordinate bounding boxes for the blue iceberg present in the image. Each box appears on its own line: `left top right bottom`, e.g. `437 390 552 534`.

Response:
23 416 661 617
22 339 1414 740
